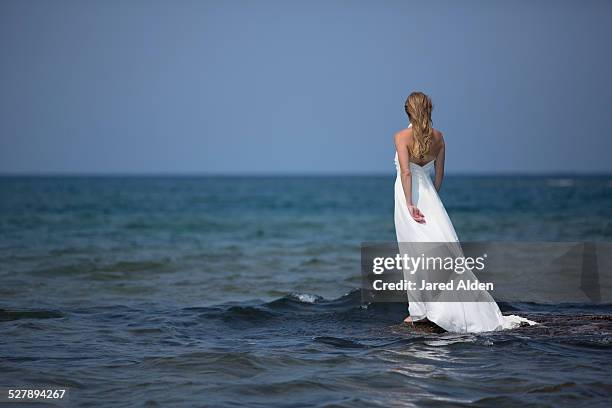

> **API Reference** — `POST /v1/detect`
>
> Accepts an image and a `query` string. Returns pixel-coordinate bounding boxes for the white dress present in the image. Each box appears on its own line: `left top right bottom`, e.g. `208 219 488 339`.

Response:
394 124 535 333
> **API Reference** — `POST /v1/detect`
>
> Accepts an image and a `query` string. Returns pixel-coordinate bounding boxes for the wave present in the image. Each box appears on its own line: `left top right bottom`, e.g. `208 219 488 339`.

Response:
313 336 369 349
0 308 63 322
177 290 612 343
187 289 612 320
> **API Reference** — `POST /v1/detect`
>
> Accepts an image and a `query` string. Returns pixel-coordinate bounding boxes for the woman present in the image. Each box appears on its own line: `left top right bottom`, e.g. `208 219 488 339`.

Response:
394 91 535 333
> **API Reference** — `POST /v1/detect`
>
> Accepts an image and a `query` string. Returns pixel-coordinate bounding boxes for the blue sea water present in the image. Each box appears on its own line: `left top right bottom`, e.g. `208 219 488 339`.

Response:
0 175 611 407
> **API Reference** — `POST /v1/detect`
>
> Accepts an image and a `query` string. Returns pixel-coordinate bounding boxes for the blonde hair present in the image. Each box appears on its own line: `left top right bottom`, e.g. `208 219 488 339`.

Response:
404 91 433 160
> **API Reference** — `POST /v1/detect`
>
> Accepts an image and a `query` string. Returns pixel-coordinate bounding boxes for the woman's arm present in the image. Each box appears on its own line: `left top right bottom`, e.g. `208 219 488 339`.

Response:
394 133 413 205
434 136 445 192
395 132 425 223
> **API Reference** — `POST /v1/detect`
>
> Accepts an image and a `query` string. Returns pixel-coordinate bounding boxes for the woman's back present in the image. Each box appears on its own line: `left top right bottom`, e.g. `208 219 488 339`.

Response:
399 126 444 166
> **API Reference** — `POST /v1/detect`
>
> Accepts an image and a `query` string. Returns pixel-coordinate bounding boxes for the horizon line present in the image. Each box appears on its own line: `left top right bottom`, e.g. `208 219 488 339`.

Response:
1 171 611 178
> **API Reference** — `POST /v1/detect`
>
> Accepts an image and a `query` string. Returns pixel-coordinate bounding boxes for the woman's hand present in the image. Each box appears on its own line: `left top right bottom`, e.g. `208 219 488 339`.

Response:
408 205 426 224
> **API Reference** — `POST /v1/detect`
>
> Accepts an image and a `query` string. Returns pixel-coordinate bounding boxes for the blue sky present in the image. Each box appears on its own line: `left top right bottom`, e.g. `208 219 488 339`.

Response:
1 0 611 174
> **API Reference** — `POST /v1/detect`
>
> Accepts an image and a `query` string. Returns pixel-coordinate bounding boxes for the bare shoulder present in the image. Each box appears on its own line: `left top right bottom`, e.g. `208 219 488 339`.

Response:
431 128 445 146
432 128 444 141
394 127 413 144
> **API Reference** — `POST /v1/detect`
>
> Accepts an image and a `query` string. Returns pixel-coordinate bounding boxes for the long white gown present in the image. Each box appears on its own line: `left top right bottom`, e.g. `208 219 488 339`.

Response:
394 124 535 333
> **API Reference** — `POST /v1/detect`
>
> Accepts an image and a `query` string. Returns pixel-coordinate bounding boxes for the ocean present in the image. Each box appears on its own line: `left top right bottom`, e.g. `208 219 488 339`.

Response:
1 175 611 407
